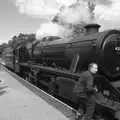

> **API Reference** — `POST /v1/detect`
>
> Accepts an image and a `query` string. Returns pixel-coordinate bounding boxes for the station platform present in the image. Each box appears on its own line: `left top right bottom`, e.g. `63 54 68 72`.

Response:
0 67 75 120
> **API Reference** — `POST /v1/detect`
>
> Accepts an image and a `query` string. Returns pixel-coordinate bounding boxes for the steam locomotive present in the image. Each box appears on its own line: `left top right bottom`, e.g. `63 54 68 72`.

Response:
4 24 120 119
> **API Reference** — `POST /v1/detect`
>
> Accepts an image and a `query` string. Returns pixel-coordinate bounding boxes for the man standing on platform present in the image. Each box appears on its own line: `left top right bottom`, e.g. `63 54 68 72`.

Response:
73 63 98 120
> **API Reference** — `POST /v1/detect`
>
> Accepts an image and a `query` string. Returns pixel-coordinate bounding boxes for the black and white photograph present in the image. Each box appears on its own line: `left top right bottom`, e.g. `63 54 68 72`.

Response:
0 0 120 120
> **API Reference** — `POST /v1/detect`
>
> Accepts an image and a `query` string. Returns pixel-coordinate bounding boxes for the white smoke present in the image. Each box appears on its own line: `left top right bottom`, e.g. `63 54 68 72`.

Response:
57 1 93 25
95 0 120 30
15 0 120 35
15 0 120 38
16 0 86 38
36 22 70 40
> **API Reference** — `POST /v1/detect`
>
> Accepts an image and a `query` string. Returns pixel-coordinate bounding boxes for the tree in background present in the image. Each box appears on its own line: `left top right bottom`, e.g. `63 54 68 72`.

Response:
0 43 8 57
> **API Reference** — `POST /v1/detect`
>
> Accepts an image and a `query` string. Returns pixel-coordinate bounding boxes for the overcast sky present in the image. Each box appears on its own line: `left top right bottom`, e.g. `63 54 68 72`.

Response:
0 0 120 44
0 0 41 44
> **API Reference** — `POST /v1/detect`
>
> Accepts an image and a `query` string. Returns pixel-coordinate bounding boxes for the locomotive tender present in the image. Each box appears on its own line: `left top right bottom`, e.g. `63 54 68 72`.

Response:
4 24 120 119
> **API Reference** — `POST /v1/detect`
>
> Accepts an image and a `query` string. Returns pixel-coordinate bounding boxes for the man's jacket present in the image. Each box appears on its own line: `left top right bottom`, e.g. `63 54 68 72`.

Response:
73 71 94 98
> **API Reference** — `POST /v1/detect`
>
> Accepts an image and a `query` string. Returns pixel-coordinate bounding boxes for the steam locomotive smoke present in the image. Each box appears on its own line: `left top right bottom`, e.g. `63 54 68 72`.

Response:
36 22 70 39
15 0 95 39
38 1 94 39
15 0 120 38
36 0 95 39
53 0 95 25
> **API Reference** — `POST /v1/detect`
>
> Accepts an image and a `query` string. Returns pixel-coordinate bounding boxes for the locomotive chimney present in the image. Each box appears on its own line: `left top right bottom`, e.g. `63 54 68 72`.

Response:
84 24 101 34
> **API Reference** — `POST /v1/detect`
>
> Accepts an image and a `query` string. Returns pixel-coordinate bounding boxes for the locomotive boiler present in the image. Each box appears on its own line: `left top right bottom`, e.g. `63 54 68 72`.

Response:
9 24 120 119
31 24 120 78
13 23 120 92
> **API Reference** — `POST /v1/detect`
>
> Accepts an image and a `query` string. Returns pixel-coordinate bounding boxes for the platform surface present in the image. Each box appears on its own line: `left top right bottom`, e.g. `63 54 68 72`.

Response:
0 69 69 120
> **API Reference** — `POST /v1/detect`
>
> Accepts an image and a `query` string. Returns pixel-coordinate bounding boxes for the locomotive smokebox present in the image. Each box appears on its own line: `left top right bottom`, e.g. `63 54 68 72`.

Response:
84 23 101 34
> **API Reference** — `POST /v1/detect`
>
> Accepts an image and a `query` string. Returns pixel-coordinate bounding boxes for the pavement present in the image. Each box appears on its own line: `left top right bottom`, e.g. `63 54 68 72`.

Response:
0 69 69 120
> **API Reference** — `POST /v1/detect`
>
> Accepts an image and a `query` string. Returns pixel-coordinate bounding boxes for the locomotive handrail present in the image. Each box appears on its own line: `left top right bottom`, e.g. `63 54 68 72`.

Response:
19 63 81 80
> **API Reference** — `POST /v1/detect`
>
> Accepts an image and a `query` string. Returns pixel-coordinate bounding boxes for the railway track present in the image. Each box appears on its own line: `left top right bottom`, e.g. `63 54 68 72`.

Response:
1 64 78 120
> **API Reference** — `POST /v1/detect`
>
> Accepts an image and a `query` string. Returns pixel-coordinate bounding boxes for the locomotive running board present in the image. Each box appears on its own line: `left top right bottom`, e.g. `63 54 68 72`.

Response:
19 63 80 80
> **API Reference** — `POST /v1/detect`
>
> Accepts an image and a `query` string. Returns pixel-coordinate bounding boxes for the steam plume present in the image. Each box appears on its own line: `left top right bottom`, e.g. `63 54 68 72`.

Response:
36 22 71 39
15 0 120 38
